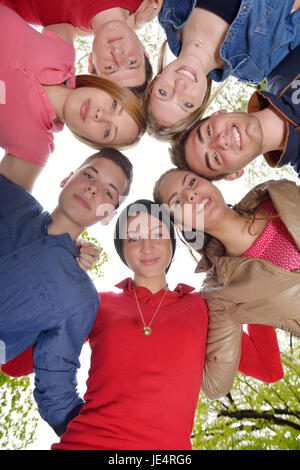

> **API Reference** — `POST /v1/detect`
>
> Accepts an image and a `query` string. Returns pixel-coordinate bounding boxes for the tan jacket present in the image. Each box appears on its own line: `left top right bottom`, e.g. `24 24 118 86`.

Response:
196 179 300 400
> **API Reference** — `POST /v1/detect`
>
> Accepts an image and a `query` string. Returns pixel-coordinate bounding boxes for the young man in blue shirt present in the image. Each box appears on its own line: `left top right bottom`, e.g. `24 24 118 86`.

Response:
170 44 300 181
0 148 133 436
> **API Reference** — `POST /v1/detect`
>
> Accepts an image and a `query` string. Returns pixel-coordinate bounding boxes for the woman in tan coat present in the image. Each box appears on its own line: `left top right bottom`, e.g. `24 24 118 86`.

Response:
153 170 300 399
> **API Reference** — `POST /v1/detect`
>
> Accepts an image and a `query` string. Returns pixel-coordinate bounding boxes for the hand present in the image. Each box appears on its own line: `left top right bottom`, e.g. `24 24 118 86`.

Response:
76 239 102 271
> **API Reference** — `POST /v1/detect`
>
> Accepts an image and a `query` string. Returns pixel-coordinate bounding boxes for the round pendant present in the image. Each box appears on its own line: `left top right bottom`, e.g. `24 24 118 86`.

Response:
143 326 152 336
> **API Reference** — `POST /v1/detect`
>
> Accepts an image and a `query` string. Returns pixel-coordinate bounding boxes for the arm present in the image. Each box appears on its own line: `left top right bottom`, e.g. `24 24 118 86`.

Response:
42 23 77 47
0 154 42 192
33 303 97 435
239 324 284 382
75 239 102 271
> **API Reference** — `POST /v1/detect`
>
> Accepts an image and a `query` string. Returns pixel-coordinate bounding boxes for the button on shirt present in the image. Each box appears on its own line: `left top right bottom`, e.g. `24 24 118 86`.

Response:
0 174 99 435
0 6 75 167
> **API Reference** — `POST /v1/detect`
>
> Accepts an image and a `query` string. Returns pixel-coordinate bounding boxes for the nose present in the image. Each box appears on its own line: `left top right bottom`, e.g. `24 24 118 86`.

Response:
140 238 153 253
185 187 199 203
111 44 124 65
215 131 229 149
94 107 102 122
174 77 187 93
87 185 97 197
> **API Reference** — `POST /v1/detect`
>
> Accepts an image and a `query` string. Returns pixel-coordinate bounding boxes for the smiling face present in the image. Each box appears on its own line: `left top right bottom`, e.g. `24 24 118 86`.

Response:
148 56 207 127
157 169 227 233
184 111 264 180
91 21 146 88
63 86 140 147
57 157 127 235
122 212 173 279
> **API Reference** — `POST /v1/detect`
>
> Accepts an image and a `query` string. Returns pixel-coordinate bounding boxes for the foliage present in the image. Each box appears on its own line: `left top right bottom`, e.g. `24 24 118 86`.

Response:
0 371 38 449
192 333 300 450
80 230 109 280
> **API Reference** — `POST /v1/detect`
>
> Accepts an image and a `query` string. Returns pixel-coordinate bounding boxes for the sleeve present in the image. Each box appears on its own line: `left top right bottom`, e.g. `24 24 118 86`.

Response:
1 345 34 377
239 324 284 382
201 298 243 400
33 301 98 436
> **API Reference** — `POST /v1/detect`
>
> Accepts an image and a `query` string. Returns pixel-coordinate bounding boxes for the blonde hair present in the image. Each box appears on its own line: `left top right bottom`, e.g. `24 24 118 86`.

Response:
68 75 147 150
142 41 214 142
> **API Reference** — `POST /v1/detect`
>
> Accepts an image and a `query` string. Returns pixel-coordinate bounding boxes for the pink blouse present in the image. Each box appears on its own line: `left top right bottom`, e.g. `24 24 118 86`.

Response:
242 199 300 270
0 6 75 167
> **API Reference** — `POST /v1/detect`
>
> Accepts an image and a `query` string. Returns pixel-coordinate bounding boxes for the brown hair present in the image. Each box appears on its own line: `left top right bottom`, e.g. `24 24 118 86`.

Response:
67 75 146 150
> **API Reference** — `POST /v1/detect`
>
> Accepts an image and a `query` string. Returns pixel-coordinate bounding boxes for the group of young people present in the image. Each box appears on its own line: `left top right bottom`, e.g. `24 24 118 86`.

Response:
0 0 299 450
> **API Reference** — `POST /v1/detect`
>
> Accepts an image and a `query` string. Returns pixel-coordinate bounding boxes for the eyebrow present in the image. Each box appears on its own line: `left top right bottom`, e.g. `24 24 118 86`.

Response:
87 166 120 196
167 173 188 205
197 126 214 172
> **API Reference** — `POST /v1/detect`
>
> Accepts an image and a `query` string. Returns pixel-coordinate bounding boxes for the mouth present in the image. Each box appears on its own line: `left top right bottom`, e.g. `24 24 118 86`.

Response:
80 99 90 121
175 66 197 83
195 197 210 213
140 258 160 266
232 125 241 150
74 194 91 210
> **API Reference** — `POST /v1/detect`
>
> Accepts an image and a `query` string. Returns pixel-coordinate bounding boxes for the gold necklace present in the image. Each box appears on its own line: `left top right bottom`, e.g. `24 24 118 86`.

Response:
133 286 167 336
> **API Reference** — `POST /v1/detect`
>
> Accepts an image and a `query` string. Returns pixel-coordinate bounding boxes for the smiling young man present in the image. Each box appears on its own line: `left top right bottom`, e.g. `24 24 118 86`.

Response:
170 44 300 181
0 0 153 94
0 148 132 436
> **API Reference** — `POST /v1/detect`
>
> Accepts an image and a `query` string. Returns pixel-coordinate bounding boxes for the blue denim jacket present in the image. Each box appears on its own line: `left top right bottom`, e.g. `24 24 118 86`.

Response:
159 0 300 84
0 175 99 435
249 45 300 178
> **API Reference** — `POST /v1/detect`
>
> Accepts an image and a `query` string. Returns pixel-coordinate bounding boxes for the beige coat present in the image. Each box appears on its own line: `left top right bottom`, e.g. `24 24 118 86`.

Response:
196 179 300 400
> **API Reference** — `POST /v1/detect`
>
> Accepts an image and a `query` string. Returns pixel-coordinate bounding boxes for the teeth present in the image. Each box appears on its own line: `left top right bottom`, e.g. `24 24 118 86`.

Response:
176 69 196 82
232 125 241 149
196 197 209 213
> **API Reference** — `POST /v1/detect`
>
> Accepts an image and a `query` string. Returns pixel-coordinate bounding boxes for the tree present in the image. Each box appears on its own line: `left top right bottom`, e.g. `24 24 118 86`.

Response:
192 333 300 450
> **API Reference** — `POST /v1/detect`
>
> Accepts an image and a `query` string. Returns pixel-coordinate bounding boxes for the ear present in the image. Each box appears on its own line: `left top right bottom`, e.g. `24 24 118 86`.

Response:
224 168 245 181
60 172 74 188
88 52 93 74
100 210 117 226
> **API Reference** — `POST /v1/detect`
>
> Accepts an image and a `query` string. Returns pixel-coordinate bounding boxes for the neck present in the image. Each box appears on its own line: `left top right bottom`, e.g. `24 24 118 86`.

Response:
180 8 229 73
133 273 168 294
91 7 129 31
42 84 71 123
253 106 286 154
207 206 268 257
48 207 84 241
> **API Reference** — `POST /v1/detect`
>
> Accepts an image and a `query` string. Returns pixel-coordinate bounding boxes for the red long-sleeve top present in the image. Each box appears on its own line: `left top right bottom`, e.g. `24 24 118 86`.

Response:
2 278 283 450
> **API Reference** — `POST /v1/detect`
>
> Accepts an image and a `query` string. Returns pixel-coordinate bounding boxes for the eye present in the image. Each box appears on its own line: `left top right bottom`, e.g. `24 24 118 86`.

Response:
207 126 211 137
128 236 139 243
188 177 196 187
111 99 117 111
104 189 113 199
105 64 115 71
159 89 168 97
104 126 110 138
213 153 220 164
183 101 193 108
84 172 94 181
128 59 136 65
173 198 182 208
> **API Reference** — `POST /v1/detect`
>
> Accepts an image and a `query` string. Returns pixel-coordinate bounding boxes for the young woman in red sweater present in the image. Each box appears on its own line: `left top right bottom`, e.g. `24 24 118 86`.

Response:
2 199 283 449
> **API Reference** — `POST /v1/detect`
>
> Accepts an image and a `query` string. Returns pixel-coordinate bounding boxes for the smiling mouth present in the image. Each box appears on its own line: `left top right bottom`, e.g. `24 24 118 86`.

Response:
175 66 197 82
232 125 241 149
195 197 210 213
140 258 159 266
80 99 90 121
74 195 91 210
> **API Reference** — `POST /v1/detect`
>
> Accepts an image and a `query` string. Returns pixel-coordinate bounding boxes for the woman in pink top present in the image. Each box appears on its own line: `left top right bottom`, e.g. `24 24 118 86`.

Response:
0 6 146 191
154 170 300 398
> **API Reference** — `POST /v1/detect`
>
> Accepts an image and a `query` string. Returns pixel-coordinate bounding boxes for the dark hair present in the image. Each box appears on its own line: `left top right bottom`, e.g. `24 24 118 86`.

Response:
77 149 133 206
114 199 176 273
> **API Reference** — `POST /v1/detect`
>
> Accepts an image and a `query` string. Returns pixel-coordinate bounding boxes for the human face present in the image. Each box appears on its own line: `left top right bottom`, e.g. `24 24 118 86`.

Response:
92 21 146 88
158 170 226 233
58 158 127 233
185 111 264 179
149 56 207 127
63 86 139 146
123 213 173 279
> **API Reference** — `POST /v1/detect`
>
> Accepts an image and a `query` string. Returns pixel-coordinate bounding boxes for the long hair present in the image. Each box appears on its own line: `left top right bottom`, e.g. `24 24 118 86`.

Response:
67 75 146 150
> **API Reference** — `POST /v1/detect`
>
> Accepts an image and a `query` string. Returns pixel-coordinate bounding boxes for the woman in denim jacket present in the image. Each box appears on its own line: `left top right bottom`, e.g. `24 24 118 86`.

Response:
143 0 300 139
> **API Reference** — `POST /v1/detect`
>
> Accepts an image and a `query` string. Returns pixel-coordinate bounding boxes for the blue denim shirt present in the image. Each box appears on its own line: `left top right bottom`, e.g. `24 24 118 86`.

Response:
0 174 99 435
249 45 300 178
159 0 300 84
